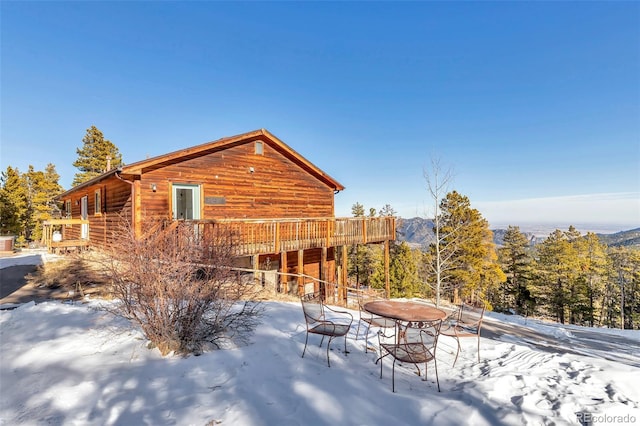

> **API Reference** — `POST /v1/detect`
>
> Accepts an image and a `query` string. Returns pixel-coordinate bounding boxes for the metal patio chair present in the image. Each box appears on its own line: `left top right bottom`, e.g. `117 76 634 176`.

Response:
355 290 396 354
439 302 485 367
300 292 353 367
379 319 442 392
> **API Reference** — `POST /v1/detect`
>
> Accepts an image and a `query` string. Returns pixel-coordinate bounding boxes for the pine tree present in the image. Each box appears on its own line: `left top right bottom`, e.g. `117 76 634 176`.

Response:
370 203 418 296
0 166 28 237
24 164 63 241
607 246 640 329
435 191 504 304
574 232 608 326
72 125 123 186
351 202 365 217
0 164 63 243
498 226 534 315
388 241 421 298
534 229 580 324
348 202 376 287
378 204 396 217
479 238 507 308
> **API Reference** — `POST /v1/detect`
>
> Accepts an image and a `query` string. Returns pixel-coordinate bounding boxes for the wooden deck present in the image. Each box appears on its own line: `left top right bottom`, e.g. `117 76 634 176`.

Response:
42 216 395 256
191 216 396 256
42 219 90 253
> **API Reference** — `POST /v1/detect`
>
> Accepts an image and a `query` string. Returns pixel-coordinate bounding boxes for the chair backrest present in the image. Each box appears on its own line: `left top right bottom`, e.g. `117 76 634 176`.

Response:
356 289 384 309
301 292 325 326
459 303 485 334
400 319 442 351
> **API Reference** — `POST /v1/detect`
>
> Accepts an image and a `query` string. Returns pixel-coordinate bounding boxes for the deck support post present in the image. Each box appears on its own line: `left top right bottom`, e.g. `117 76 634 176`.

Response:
297 249 304 296
340 245 348 304
384 240 390 299
320 247 327 296
252 254 260 284
280 251 288 294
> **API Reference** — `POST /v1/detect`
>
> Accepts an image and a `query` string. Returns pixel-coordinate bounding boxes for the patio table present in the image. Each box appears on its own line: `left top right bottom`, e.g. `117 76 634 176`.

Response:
363 300 447 365
363 300 447 323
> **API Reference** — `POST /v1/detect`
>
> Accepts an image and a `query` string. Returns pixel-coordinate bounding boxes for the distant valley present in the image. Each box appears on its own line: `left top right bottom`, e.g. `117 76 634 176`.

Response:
395 217 640 249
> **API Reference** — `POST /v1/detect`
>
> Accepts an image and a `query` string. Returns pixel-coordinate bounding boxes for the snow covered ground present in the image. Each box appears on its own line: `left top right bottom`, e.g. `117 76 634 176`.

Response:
1 252 639 425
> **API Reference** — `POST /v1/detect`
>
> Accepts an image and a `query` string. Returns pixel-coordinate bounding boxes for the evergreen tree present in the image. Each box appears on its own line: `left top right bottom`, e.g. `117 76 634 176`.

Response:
72 125 123 186
24 164 63 241
534 229 580 324
370 240 424 298
479 237 507 308
379 203 401 241
417 249 434 296
608 246 640 329
370 203 419 296
574 232 608 326
435 191 504 303
378 204 396 217
0 166 28 237
391 242 422 297
351 202 365 217
0 164 62 243
498 226 534 315
348 202 376 287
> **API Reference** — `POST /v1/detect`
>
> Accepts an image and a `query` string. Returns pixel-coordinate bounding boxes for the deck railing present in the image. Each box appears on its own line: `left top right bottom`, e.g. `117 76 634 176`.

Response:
42 216 396 256
192 216 396 256
42 218 90 253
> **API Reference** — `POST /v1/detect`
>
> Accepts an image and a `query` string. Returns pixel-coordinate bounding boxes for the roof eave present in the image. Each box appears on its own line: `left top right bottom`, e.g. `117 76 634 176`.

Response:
55 168 120 200
121 128 345 191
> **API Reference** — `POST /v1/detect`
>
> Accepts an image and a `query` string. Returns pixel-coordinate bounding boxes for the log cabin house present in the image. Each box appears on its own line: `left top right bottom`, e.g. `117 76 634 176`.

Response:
45 129 395 300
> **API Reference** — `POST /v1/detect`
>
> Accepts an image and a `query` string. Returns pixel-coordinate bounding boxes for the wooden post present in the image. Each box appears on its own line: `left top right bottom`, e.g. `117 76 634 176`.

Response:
280 251 288 294
298 249 304 296
274 222 280 254
320 246 327 294
252 254 260 284
326 220 332 248
384 240 390 299
133 180 142 238
340 245 348 303
362 219 367 244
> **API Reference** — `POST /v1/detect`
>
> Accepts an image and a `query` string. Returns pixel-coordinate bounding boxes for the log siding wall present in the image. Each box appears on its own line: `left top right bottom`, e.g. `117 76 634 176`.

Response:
61 177 132 246
139 141 335 220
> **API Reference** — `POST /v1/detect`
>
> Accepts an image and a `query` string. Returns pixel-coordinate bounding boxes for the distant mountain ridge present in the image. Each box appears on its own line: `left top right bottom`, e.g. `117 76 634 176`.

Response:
596 228 640 248
396 217 435 248
396 217 639 249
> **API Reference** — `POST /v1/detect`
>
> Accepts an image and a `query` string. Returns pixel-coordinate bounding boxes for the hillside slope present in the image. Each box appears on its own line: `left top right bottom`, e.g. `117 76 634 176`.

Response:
396 218 639 249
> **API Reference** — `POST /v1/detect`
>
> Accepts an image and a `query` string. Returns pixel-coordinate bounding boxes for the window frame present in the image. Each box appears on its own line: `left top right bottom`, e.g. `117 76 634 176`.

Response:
255 140 264 155
94 189 102 215
171 183 202 220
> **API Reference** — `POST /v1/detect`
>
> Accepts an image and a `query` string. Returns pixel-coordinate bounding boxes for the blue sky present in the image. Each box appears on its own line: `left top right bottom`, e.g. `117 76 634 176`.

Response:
1 1 639 231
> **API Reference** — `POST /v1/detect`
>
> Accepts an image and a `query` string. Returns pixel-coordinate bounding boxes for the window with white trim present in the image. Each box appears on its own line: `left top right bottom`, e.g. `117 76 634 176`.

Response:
94 189 102 214
172 184 201 220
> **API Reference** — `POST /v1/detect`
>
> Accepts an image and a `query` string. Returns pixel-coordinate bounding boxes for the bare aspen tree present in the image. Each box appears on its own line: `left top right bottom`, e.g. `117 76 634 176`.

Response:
423 158 454 307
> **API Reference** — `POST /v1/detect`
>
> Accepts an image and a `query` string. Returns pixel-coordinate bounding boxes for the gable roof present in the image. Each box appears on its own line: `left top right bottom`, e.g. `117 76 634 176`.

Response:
122 129 345 190
57 129 345 199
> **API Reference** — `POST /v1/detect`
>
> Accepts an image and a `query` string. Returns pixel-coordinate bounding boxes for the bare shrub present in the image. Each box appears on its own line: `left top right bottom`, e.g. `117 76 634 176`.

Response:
101 219 263 356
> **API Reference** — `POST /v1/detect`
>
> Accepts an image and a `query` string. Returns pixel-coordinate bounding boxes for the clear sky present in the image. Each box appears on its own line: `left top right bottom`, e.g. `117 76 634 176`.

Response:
1 1 639 232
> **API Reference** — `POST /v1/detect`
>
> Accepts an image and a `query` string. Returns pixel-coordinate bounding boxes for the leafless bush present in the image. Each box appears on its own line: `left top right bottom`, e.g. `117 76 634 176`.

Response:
101 219 263 356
